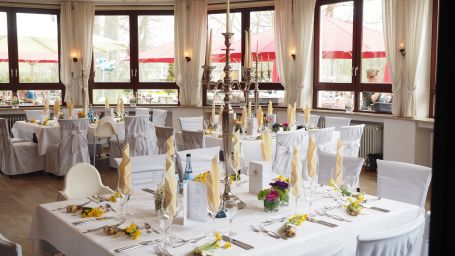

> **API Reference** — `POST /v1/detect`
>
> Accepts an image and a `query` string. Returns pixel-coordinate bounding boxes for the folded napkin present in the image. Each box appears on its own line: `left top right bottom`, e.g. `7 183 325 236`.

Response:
241 106 247 128
247 101 252 118
67 99 74 118
120 99 124 114
262 128 272 161
267 100 273 115
233 129 241 171
118 143 132 195
304 105 311 124
105 97 109 109
287 104 294 125
164 136 177 216
257 106 264 128
53 99 61 117
291 145 302 198
293 102 297 126
44 98 49 114
206 155 221 214
211 103 216 126
335 140 343 186
307 137 317 177
218 105 224 129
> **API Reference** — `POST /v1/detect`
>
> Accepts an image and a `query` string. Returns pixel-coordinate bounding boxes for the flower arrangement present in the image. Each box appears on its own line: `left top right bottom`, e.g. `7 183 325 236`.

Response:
264 116 272 128
194 171 209 183
109 191 122 203
281 214 309 238
193 232 231 256
11 96 20 108
345 197 364 216
281 121 290 131
258 188 280 212
229 170 241 184
272 122 281 133
269 175 290 205
77 111 87 118
103 222 141 240
81 206 106 218
124 223 141 239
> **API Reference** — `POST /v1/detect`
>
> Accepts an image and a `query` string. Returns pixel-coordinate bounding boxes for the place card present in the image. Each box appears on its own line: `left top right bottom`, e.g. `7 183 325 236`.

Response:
246 117 258 136
267 114 276 126
183 181 211 224
249 161 273 195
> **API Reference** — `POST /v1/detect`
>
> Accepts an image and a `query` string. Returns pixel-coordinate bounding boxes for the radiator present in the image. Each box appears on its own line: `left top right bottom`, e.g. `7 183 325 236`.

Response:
0 114 26 134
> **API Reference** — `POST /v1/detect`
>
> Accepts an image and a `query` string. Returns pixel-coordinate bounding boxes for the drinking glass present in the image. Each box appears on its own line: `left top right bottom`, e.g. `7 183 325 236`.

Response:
204 120 210 131
207 203 221 236
343 174 358 197
303 180 314 215
241 121 248 136
330 168 343 205
229 154 243 186
117 189 133 221
223 198 239 237
159 191 175 247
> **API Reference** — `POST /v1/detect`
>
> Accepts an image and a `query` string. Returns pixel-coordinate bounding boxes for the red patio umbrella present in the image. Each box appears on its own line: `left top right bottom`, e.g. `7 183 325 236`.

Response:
0 52 58 63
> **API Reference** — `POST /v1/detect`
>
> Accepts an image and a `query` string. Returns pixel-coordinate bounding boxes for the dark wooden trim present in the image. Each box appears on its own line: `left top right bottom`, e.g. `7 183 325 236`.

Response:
429 0 439 118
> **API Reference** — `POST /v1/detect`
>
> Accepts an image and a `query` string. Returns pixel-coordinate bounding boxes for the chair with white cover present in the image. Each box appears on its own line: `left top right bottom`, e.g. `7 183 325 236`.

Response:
91 116 121 168
325 116 351 131
178 116 203 131
421 211 430 256
155 126 174 154
340 124 365 157
304 239 345 256
296 113 320 128
377 160 432 208
123 115 158 156
309 127 335 153
356 212 425 256
152 109 168 127
317 151 365 188
176 146 221 180
273 129 309 176
114 154 166 189
45 119 90 176
24 109 45 121
57 163 114 200
181 130 205 151
0 233 22 256
0 118 45 176
135 107 150 117
62 108 83 119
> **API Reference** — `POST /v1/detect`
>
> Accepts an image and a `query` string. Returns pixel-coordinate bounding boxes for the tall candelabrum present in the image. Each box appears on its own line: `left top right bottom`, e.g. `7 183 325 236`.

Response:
71 57 92 110
201 32 246 209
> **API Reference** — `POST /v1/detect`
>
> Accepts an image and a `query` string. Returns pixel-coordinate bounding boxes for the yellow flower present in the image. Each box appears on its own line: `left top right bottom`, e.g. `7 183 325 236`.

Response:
125 223 137 233
81 206 106 218
357 193 365 202
223 242 232 249
194 171 209 183
213 240 220 248
215 232 222 241
276 175 289 182
131 230 141 240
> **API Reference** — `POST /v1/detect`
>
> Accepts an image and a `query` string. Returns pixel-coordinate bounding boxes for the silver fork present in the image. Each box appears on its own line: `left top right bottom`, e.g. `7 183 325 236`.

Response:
153 245 164 256
157 244 173 256
258 225 285 239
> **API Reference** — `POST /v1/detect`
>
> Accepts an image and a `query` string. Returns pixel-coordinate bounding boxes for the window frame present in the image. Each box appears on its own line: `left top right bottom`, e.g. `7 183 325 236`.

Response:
203 6 284 106
313 0 392 114
429 0 439 118
0 7 64 107
90 10 179 106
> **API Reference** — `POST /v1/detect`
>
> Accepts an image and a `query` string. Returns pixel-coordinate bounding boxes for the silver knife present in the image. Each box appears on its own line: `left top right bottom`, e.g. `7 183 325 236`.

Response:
222 235 254 250
114 239 160 253
308 217 338 228
72 216 114 226
83 220 125 233
365 206 390 213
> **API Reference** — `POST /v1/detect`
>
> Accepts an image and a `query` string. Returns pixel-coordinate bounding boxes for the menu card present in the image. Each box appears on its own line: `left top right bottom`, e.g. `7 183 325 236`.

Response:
246 117 258 137
249 161 272 194
183 181 210 224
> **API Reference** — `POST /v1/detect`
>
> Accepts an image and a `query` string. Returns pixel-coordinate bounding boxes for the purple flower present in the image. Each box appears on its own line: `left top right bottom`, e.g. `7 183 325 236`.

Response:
270 180 289 190
282 121 289 127
266 190 279 201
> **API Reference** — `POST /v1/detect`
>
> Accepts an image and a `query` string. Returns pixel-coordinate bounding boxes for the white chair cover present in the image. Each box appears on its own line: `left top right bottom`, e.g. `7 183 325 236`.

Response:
305 239 345 256
377 160 432 208
0 118 45 175
155 126 174 154
114 154 166 189
272 129 309 176
57 163 114 200
340 124 365 157
135 108 150 117
92 116 120 167
178 116 203 131
356 212 424 256
421 211 430 256
124 116 158 156
317 151 365 188
176 147 221 179
181 130 205 151
45 119 90 176
24 110 45 121
296 113 320 128
63 108 83 119
309 127 335 153
325 116 351 131
0 233 22 256
104 108 114 117
152 109 168 127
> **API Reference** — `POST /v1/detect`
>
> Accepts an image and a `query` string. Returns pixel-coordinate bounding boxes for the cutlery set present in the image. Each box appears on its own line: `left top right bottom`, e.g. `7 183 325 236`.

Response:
72 216 114 226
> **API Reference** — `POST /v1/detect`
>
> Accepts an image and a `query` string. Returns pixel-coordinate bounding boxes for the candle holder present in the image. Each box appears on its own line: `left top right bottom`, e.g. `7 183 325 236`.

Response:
239 67 255 113
202 32 246 210
71 58 94 110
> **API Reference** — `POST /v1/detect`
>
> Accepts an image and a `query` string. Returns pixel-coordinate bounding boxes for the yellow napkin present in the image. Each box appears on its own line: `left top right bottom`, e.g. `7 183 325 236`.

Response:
335 140 343 186
307 137 317 177
233 130 241 170
287 104 294 125
257 106 264 128
218 105 224 129
267 100 273 115
211 103 216 126
247 101 252 118
206 155 221 214
118 143 132 195
44 98 49 114
291 145 302 198
241 106 247 128
53 99 60 117
164 136 177 216
262 129 272 161
117 98 121 115
67 99 74 118
293 102 297 126
120 99 124 114
304 105 311 124
105 97 109 109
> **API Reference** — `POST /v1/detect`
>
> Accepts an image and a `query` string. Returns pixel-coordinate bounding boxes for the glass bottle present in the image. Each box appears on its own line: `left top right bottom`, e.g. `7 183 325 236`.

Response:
183 154 194 182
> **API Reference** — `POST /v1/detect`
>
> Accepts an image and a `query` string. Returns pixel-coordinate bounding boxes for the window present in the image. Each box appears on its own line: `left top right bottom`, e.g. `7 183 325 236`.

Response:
137 89 178 104
314 0 392 113
92 89 133 105
0 12 8 83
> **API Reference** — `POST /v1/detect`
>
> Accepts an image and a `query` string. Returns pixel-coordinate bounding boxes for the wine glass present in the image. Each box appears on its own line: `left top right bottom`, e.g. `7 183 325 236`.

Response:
224 198 239 237
343 174 358 197
230 153 244 186
204 119 210 131
207 201 221 236
241 120 248 136
303 180 314 216
330 168 343 205
159 190 176 247
117 189 133 221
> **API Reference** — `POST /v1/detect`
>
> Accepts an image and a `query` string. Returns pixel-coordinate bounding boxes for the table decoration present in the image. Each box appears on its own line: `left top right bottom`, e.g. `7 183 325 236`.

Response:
290 146 302 211
249 161 272 194
258 189 280 212
262 129 272 161
345 197 364 216
280 214 309 238
103 222 141 240
270 175 290 206
206 155 222 233
77 110 87 118
81 206 106 218
193 232 231 256
109 191 122 203
281 121 290 131
272 122 281 132
11 96 19 109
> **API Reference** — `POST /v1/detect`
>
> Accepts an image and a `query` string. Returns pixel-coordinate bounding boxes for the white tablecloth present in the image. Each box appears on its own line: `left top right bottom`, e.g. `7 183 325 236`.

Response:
11 121 125 156
30 183 422 256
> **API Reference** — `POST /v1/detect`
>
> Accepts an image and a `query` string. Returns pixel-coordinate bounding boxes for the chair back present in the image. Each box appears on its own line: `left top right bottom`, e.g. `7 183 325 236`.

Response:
152 109 168 127
340 124 365 157
273 129 309 176
421 211 430 256
61 163 113 199
325 116 351 131
63 108 83 119
0 118 13 173
124 116 157 156
356 213 424 256
178 116 203 131
377 160 432 208
57 119 90 175
176 146 221 179
155 126 174 154
24 110 45 121
181 130 205 150
114 154 166 189
135 108 150 117
95 116 118 139
317 151 365 188
104 108 114 117
309 127 335 153
0 233 22 256
296 114 320 128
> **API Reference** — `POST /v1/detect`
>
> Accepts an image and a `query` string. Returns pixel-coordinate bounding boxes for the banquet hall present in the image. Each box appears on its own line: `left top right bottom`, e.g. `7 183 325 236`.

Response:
0 0 451 255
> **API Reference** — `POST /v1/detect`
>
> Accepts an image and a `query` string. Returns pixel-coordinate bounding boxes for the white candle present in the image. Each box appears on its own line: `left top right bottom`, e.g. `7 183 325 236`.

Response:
244 30 249 67
248 30 252 67
208 29 213 66
256 40 259 63
226 0 230 33
205 30 209 66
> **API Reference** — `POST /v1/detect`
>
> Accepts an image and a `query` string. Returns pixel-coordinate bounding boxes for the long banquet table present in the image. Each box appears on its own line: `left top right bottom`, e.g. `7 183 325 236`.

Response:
30 183 422 256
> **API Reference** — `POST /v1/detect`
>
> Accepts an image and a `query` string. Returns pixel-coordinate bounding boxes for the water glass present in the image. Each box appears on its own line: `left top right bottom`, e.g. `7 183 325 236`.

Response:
224 198 239 236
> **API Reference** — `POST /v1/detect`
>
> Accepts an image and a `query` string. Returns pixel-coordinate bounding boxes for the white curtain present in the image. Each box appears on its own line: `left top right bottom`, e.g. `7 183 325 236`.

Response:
383 0 431 117
275 0 315 108
174 0 207 106
60 1 94 107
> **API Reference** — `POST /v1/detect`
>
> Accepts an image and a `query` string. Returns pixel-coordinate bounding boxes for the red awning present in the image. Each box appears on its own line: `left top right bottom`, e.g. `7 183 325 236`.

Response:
0 52 58 63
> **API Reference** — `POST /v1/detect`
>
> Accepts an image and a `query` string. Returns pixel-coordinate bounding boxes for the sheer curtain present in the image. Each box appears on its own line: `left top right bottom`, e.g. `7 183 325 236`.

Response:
174 0 207 106
275 0 315 108
60 1 94 107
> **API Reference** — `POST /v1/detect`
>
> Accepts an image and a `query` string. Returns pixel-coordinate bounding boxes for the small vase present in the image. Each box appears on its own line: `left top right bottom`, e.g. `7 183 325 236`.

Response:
280 192 290 206
263 198 280 213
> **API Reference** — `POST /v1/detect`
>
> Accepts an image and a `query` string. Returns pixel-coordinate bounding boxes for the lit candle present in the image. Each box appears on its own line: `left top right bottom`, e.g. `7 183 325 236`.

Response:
226 0 230 33
208 29 213 66
399 42 405 49
72 52 76 58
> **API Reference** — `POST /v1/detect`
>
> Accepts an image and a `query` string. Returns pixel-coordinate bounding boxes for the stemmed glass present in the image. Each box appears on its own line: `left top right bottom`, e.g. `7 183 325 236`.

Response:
302 180 314 216
207 201 221 236
229 153 243 186
117 189 134 221
330 168 343 205
241 120 248 137
159 189 177 247
223 198 239 237
204 120 210 131
343 174 358 197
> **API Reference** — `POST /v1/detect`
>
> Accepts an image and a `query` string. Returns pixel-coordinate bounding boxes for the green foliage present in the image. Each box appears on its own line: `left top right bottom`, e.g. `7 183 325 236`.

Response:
257 188 270 200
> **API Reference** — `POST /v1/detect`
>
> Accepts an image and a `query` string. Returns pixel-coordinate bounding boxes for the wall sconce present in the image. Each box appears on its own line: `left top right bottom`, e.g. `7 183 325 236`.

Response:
399 43 406 58
185 52 191 62
290 49 296 61
72 53 78 63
